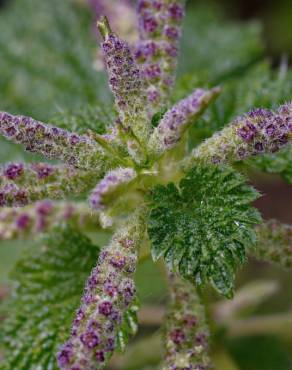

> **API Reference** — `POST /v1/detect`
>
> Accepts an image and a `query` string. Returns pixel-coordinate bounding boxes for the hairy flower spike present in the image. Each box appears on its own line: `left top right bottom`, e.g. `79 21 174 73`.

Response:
0 163 97 207
0 201 100 241
136 0 186 111
89 0 138 71
148 87 221 156
97 17 151 147
90 167 137 211
183 103 292 170
254 219 292 269
57 211 145 369
0 112 110 171
162 274 212 370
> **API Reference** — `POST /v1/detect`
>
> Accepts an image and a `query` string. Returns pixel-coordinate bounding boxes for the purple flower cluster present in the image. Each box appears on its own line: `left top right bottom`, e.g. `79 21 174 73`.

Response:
30 163 55 179
186 103 292 168
1 162 55 185
57 219 143 369
98 18 150 143
149 87 220 155
0 201 100 241
3 163 24 180
0 163 98 207
278 102 292 117
90 168 136 211
162 274 212 370
235 107 292 158
135 0 186 110
0 112 107 170
0 184 29 207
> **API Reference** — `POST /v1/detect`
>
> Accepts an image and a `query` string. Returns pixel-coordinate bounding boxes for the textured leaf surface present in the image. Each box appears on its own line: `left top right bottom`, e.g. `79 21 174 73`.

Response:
147 165 261 297
1 226 100 370
179 4 263 82
0 0 109 119
51 104 116 135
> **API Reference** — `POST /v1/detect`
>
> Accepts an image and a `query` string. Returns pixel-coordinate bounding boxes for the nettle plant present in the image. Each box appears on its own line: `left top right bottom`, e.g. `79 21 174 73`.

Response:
1 0 292 369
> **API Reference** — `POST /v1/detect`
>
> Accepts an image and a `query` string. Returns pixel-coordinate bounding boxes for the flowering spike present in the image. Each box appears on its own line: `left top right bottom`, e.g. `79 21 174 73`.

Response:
89 167 137 211
89 0 138 71
0 163 97 207
162 274 212 370
135 0 186 112
254 219 292 269
57 211 145 369
0 201 100 241
98 19 151 148
183 103 292 170
149 87 221 156
0 112 111 171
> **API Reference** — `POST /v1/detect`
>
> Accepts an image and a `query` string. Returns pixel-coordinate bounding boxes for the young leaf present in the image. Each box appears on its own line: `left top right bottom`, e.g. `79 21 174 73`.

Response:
147 165 261 298
1 226 100 370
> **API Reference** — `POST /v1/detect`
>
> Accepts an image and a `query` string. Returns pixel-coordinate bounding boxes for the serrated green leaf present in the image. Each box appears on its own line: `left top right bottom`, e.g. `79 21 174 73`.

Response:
147 165 261 298
180 3 263 82
0 0 110 120
1 226 99 370
50 104 116 135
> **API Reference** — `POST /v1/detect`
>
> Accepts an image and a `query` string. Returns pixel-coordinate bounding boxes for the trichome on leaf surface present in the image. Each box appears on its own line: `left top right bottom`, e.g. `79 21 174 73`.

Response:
0 0 292 369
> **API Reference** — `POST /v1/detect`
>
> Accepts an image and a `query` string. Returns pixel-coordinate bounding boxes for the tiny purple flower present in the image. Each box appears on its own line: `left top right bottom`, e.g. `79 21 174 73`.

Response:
168 4 184 21
110 253 126 269
15 213 31 230
98 300 113 316
170 328 186 345
95 350 105 362
36 200 53 215
57 342 73 367
31 163 54 179
4 163 23 180
142 16 158 33
164 25 179 40
80 330 100 349
145 63 162 79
